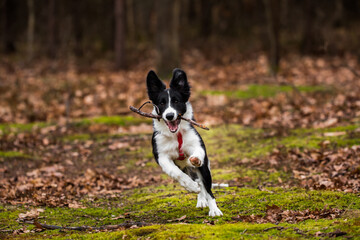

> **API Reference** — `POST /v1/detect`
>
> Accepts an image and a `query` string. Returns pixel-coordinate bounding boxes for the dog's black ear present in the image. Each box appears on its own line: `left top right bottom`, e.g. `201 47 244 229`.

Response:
146 70 166 103
170 68 190 102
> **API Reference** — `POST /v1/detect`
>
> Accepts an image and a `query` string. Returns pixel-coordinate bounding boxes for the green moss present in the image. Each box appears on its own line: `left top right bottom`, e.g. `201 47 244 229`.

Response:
78 186 360 224
1 186 359 239
62 133 92 141
0 122 51 134
0 205 24 230
203 124 360 164
0 151 30 159
201 84 332 99
62 132 151 143
291 124 359 136
0 115 151 136
202 125 268 162
212 168 290 187
53 218 358 240
72 115 152 127
8 214 359 239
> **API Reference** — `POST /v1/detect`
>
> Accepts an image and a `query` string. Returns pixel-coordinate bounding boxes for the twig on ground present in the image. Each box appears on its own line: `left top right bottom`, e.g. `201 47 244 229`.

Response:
263 226 311 237
129 102 210 130
25 220 149 231
263 226 285 231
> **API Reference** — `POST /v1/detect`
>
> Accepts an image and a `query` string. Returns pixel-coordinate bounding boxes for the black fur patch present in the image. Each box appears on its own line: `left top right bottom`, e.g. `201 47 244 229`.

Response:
152 130 159 164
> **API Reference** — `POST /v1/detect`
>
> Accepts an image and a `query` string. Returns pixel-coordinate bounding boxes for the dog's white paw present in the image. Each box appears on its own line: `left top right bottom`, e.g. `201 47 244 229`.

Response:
180 178 201 193
209 207 223 217
196 197 208 208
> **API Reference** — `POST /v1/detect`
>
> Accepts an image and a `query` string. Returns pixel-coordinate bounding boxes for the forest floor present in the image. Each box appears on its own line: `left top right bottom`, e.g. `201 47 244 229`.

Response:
0 53 360 239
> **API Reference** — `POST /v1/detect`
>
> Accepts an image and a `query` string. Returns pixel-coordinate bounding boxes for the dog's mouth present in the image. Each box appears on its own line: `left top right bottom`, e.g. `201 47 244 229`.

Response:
165 119 181 133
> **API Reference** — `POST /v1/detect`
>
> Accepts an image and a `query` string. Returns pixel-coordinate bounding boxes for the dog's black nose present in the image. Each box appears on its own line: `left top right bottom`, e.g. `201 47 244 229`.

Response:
166 113 175 121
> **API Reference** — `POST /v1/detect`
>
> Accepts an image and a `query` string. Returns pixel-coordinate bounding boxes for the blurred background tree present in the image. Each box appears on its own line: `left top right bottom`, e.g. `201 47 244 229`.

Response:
0 0 359 75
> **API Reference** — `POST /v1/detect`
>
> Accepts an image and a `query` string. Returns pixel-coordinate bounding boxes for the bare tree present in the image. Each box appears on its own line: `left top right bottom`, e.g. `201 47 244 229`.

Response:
114 0 126 70
200 0 213 37
47 0 56 58
27 0 35 61
126 0 135 41
300 0 316 54
2 0 16 54
263 0 280 76
156 0 180 77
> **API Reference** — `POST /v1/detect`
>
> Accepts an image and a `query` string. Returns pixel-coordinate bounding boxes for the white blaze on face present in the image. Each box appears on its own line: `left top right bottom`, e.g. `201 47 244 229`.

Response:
162 90 178 121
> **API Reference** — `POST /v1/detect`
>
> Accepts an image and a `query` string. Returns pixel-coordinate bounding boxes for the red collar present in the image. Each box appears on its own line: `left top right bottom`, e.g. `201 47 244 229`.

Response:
177 132 186 160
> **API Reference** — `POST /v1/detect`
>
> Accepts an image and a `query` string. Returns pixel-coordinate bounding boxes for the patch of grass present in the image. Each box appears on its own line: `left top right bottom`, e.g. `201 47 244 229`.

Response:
0 151 30 159
291 124 359 136
0 122 51 135
77 186 359 224
0 205 24 230
203 124 360 163
72 115 152 128
2 186 359 239
61 132 151 143
201 84 332 99
202 125 268 161
3 186 358 231
0 115 151 135
212 168 290 187
48 218 358 240
62 133 92 141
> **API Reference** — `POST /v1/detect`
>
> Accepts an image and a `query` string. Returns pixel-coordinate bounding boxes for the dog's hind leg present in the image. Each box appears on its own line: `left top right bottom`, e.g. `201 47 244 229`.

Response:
198 161 223 216
182 167 208 208
196 180 209 208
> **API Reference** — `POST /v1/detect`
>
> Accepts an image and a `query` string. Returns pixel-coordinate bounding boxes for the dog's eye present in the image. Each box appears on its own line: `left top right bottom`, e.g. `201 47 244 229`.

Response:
160 102 165 105
174 100 178 104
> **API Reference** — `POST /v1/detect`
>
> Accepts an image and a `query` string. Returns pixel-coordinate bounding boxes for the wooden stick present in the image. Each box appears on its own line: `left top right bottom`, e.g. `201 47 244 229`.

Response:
129 104 210 130
180 115 210 130
129 105 161 120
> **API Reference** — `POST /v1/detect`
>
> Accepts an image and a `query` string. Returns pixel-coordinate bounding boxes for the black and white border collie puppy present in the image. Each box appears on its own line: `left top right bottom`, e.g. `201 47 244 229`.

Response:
147 68 223 217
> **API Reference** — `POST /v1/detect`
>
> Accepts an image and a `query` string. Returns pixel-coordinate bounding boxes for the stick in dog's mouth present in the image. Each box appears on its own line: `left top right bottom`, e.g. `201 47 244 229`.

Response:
165 118 181 133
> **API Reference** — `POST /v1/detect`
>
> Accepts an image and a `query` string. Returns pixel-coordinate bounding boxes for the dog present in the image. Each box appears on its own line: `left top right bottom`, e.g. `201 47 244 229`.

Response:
146 68 223 217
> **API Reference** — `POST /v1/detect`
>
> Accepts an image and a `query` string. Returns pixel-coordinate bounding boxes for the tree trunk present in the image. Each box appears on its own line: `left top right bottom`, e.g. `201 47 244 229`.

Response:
263 0 280 76
27 0 35 61
47 0 56 58
300 0 316 54
155 0 180 78
200 0 212 37
114 0 126 70
126 0 135 41
3 0 16 54
72 1 83 57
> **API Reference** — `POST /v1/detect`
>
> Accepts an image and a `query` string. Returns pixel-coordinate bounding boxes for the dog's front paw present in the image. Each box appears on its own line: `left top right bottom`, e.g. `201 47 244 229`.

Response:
209 207 223 217
189 156 202 167
180 178 201 193
196 196 208 208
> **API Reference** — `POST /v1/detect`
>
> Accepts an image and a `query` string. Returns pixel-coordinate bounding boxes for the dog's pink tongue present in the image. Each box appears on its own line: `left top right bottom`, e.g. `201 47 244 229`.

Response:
168 121 178 132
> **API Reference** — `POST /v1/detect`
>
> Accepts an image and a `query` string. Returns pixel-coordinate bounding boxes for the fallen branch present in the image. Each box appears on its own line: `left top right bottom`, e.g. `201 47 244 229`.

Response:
129 102 210 130
25 220 149 231
263 226 311 237
263 226 285 231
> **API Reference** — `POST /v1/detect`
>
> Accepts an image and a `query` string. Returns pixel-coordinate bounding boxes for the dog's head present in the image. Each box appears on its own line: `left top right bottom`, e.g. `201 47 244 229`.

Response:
146 68 190 133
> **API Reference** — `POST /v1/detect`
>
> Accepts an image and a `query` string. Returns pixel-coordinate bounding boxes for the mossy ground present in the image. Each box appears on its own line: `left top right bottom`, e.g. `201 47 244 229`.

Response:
201 84 332 99
0 115 151 135
1 90 360 239
1 186 359 239
0 150 30 159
